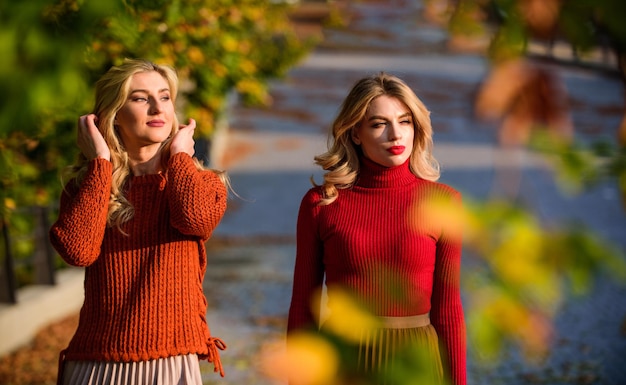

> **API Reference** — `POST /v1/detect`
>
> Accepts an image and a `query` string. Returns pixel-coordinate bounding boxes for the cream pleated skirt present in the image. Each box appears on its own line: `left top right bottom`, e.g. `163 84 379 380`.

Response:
357 315 444 385
61 354 203 385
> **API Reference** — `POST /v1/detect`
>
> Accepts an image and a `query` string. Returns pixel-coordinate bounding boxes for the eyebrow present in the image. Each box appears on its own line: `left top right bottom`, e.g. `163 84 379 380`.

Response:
129 88 170 95
367 112 412 121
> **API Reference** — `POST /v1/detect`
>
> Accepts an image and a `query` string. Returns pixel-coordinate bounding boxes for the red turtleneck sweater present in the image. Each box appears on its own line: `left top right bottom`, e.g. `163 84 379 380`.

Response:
288 157 466 385
49 153 227 375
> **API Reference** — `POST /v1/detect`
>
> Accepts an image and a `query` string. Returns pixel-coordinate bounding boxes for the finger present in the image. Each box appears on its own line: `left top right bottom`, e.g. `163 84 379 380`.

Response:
85 114 99 132
78 115 88 130
77 116 88 145
180 118 196 131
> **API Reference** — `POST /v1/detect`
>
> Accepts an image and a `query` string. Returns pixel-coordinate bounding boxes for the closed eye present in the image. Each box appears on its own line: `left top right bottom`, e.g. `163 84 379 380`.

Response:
130 95 170 103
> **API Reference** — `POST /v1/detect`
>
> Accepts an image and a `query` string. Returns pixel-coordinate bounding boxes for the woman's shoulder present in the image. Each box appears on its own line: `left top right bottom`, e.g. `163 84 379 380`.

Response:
198 167 223 179
301 185 325 205
297 186 327 219
418 178 462 200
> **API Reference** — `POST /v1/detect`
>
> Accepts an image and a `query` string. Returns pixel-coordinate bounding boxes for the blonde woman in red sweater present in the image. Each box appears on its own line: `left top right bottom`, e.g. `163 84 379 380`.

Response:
288 73 466 385
50 59 229 384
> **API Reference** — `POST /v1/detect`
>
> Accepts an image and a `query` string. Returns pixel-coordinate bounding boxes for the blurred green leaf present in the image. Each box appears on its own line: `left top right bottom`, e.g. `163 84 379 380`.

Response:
0 0 314 292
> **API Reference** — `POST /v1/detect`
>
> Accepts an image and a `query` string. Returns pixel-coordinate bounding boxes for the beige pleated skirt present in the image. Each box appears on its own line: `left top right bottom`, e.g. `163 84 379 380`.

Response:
357 314 444 385
61 354 203 385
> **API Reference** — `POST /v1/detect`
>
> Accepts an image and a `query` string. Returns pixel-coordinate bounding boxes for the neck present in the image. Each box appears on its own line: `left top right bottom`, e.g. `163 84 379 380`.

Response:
127 145 164 176
356 156 416 188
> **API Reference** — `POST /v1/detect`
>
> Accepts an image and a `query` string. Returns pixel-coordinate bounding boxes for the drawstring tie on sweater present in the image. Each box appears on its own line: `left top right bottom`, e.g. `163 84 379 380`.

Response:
56 349 67 385
206 336 227 377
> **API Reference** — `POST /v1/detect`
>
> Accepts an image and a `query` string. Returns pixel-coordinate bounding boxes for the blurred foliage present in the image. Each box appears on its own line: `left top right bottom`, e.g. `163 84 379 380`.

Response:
463 199 626 362
261 287 452 385
530 132 626 199
0 0 315 286
443 0 626 64
427 0 626 372
444 0 626 143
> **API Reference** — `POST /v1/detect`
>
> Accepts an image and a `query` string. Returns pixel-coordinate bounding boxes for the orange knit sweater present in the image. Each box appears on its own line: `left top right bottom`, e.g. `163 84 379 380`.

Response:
49 153 227 375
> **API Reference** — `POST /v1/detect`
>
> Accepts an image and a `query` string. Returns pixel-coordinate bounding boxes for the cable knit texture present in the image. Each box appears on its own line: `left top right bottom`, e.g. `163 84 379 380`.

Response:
288 156 466 385
50 153 227 375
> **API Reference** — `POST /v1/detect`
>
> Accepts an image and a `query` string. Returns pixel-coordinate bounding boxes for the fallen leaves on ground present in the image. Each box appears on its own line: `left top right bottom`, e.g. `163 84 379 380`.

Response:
0 313 78 385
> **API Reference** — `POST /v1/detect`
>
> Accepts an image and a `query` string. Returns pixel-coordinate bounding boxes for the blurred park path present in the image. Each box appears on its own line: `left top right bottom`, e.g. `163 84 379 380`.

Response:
203 1 626 384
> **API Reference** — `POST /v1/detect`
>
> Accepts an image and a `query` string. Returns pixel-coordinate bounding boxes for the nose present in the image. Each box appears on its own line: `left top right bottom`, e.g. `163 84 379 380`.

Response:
148 99 162 115
387 122 402 141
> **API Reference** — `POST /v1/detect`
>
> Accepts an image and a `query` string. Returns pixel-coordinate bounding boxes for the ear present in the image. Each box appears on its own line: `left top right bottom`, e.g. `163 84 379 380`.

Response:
351 127 361 145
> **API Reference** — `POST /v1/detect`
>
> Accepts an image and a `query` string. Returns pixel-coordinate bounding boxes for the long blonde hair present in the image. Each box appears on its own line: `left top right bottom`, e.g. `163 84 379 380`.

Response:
314 72 440 205
68 58 228 228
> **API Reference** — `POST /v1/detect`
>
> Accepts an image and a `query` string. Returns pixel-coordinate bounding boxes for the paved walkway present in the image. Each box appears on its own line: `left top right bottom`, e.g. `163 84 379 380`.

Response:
202 1 626 384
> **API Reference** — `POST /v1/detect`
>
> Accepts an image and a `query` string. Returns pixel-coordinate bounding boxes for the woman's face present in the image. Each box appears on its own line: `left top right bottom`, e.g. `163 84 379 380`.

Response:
115 71 175 151
353 95 414 167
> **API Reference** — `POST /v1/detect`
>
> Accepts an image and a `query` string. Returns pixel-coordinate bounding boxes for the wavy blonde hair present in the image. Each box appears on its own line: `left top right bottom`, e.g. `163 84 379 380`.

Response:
68 58 228 229
314 72 440 205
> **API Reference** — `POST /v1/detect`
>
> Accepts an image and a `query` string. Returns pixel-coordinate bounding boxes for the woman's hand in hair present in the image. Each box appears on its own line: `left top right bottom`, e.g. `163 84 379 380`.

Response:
78 114 111 161
170 118 196 157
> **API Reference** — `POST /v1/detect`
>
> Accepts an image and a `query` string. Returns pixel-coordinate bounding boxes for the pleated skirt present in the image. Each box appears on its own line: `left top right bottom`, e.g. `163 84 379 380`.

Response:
357 315 444 385
60 354 203 385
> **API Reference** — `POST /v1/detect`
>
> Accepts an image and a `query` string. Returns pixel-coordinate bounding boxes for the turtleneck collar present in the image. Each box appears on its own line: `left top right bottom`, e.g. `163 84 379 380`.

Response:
355 156 417 188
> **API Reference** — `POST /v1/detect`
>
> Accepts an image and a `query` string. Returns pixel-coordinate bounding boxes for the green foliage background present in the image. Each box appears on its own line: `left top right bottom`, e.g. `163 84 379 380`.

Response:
0 0 314 282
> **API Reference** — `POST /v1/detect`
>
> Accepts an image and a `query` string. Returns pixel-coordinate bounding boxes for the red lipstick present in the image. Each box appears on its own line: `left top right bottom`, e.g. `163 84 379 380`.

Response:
387 146 405 155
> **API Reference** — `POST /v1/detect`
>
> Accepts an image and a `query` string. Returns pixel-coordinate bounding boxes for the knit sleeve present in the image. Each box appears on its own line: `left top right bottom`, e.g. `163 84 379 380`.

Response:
49 158 112 267
430 188 467 385
287 188 325 333
166 152 227 240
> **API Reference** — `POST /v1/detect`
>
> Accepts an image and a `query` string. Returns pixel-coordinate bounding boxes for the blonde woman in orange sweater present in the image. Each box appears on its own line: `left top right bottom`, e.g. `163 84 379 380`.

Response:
50 59 229 384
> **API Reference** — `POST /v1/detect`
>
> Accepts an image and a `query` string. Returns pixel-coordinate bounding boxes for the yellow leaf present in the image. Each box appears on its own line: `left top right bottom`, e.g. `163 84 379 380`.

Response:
320 287 381 343
260 333 339 385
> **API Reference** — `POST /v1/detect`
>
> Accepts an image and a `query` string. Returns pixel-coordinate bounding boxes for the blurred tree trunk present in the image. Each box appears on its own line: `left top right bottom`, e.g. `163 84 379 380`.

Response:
618 52 626 147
